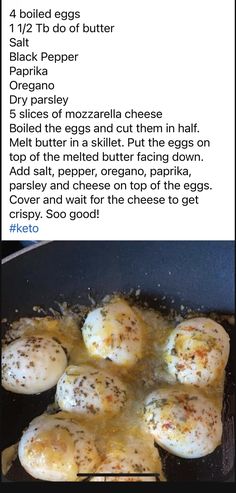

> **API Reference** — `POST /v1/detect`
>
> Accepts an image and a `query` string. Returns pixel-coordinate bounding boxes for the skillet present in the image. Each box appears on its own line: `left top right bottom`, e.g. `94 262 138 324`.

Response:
1 240 235 481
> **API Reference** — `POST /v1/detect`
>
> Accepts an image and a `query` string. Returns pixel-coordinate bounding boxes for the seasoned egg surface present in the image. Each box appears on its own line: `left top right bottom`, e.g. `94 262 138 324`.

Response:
18 413 100 481
164 318 230 386
82 298 143 367
56 365 127 417
144 387 222 458
90 439 163 481
1 336 67 394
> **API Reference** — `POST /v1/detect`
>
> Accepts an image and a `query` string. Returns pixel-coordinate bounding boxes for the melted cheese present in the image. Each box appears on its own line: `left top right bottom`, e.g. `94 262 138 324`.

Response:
3 301 229 480
4 315 82 355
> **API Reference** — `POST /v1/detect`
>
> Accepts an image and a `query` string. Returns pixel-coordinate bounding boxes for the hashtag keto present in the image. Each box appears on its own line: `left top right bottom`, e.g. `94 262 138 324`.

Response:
9 223 39 233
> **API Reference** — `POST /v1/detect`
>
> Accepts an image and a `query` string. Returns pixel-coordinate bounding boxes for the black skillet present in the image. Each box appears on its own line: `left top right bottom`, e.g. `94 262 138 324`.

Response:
1 241 235 481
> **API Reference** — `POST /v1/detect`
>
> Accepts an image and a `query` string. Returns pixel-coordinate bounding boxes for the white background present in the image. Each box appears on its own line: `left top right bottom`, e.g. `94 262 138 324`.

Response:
2 0 235 240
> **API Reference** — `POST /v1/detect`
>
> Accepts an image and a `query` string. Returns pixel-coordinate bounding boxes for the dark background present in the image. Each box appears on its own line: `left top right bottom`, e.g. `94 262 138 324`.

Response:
1 241 31 259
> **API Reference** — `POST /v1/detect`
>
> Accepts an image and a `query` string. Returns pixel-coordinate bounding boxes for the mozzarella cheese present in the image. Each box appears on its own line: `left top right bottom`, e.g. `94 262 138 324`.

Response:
18 413 100 481
81 298 143 367
3 315 81 355
164 318 230 386
2 336 67 394
56 365 127 417
144 387 222 458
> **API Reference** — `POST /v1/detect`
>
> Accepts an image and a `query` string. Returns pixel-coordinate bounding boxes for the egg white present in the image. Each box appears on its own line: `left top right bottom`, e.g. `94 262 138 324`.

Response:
1 336 67 394
56 365 127 417
18 413 100 481
144 387 222 458
82 298 143 367
164 318 230 386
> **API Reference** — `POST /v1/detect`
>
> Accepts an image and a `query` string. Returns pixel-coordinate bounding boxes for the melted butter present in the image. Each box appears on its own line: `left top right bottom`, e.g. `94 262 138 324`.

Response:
3 303 226 479
57 411 164 479
1 443 18 476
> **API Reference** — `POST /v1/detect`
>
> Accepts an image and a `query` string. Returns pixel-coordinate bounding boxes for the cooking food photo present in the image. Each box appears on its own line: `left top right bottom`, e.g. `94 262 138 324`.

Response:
1 241 235 482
